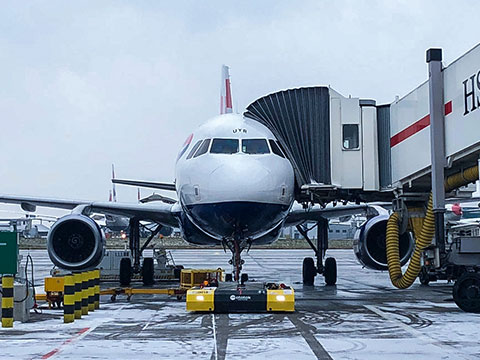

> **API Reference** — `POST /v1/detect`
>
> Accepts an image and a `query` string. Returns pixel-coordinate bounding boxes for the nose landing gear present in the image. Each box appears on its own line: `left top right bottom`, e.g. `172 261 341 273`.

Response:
223 236 250 283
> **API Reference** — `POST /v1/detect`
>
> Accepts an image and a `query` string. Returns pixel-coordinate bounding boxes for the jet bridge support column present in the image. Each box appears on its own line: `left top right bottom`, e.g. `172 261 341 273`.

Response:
427 48 446 258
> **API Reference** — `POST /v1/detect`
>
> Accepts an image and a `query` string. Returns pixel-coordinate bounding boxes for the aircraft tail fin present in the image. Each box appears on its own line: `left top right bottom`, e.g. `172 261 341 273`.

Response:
111 164 117 202
220 65 233 114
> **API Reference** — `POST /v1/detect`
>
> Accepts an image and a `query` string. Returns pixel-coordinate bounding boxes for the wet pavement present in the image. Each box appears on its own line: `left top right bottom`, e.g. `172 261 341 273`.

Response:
1 249 479 359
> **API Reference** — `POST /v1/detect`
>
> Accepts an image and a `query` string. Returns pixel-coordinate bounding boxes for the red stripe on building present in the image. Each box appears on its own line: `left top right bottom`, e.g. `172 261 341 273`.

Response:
390 100 453 148
444 100 452 115
390 114 430 147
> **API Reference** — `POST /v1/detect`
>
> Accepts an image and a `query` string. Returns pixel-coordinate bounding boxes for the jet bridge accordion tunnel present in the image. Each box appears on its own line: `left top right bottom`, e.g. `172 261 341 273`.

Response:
244 43 480 310
244 86 385 204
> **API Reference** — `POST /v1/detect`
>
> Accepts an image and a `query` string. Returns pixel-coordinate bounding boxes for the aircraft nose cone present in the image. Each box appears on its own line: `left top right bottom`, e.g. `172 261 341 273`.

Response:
208 159 273 200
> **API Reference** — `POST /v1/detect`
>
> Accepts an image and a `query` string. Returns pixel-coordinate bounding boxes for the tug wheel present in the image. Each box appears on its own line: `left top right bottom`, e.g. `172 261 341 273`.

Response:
419 266 430 285
174 265 184 280
119 258 132 287
324 257 337 286
142 258 155 286
453 272 480 313
303 257 316 285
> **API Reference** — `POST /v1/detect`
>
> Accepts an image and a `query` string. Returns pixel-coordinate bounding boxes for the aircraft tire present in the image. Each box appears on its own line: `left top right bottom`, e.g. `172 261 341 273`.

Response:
142 258 155 286
303 257 316 285
324 257 337 286
120 257 132 287
225 273 233 282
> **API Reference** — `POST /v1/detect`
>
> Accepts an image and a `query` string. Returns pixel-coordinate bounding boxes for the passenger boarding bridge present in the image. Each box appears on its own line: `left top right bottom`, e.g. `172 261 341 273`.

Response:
245 43 480 312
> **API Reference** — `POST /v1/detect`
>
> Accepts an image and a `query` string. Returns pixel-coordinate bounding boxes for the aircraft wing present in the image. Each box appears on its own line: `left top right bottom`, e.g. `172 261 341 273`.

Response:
112 179 176 191
284 204 378 227
0 195 179 228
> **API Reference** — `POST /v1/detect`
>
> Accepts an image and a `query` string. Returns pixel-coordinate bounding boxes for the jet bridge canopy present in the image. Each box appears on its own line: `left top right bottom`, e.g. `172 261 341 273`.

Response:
244 87 331 189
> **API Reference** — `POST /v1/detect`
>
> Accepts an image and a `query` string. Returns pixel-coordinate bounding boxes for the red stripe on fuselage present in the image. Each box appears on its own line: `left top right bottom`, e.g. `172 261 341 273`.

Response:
390 101 452 148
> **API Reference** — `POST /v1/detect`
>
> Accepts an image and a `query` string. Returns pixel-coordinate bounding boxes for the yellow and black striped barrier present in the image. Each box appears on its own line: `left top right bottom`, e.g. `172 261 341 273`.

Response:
88 271 95 312
81 272 89 315
74 272 82 319
63 274 75 323
1 275 14 328
94 269 100 310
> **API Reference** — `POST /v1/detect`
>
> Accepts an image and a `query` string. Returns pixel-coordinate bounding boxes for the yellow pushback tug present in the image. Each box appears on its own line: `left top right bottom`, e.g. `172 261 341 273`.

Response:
187 281 295 313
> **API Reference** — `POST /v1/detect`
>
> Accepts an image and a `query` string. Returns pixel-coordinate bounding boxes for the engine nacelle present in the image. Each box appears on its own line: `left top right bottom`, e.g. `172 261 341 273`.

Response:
353 215 414 271
47 214 105 271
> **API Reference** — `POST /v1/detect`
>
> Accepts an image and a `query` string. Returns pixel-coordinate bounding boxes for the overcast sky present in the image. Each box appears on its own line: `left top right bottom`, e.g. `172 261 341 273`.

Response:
0 1 479 217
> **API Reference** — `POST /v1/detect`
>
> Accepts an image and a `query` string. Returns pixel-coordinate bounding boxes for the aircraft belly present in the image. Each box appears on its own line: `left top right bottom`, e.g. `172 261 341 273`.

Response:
185 201 289 239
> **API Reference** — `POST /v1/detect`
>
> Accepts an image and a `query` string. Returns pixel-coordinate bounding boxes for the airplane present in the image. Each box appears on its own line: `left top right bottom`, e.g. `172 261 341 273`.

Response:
0 65 379 284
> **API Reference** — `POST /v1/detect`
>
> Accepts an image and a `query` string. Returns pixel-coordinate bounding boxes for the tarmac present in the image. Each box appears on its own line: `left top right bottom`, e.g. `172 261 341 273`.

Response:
1 249 479 359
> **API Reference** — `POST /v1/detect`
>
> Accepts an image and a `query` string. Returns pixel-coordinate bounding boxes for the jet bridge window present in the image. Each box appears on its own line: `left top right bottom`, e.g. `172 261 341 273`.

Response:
210 139 239 154
194 139 211 158
187 140 203 159
242 139 270 154
269 140 285 158
342 124 359 150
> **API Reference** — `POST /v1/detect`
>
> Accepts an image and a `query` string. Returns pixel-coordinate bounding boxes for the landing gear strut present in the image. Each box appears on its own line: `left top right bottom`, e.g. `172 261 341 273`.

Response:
223 236 250 283
297 218 337 286
122 218 164 286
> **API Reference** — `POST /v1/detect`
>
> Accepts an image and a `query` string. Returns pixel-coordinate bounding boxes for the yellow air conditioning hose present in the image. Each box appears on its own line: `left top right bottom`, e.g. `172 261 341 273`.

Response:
386 165 479 289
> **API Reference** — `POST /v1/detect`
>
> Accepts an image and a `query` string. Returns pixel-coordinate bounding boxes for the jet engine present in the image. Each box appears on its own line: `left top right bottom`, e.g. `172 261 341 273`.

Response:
47 214 105 271
353 215 414 271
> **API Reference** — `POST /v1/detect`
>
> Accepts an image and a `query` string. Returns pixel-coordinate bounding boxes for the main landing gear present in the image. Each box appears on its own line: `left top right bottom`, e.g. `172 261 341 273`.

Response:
297 218 337 286
119 217 165 287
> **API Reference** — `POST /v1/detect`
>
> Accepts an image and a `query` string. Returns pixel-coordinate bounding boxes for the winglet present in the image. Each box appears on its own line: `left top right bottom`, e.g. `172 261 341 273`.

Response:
220 65 233 114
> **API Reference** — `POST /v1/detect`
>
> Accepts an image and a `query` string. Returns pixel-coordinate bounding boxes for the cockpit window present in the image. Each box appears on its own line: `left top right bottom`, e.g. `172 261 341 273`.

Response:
210 139 239 154
186 140 203 159
269 140 285 158
242 139 270 154
194 139 211 158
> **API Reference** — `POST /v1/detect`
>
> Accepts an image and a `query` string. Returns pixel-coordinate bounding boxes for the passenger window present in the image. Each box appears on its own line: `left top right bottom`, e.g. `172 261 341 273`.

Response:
210 139 239 154
269 140 285 158
186 140 203 159
343 124 359 150
242 139 270 154
194 139 211 157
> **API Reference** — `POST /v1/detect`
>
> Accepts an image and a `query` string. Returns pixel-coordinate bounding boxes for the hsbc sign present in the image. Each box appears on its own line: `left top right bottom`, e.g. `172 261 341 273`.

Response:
463 71 480 116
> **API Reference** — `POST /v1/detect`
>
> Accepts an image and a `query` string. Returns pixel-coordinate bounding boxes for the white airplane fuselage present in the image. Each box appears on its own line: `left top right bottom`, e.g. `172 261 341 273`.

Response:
175 114 295 245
